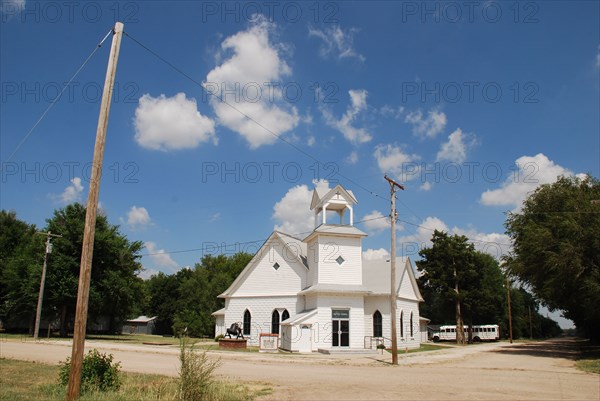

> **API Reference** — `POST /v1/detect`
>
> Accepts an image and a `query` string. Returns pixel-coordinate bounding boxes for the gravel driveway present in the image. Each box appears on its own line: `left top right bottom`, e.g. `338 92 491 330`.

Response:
1 337 598 400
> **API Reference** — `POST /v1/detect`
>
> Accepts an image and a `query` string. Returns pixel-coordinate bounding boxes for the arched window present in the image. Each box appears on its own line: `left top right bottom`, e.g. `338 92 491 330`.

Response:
271 310 280 334
400 311 404 338
410 312 414 337
281 309 290 321
243 310 251 336
373 310 382 337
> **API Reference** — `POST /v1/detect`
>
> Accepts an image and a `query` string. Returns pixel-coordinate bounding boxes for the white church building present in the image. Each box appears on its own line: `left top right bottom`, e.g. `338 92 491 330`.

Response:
213 185 425 352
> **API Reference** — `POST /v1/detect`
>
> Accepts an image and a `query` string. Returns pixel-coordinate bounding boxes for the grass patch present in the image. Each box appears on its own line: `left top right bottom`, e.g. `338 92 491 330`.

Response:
576 341 600 374
0 358 270 401
576 359 600 374
0 332 215 346
387 343 448 354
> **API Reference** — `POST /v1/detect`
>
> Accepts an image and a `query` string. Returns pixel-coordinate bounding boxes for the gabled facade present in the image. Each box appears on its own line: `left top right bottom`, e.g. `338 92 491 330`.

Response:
213 185 424 352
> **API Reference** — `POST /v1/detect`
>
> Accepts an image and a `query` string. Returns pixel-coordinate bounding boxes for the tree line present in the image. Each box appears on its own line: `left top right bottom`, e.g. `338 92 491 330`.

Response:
0 204 251 338
0 204 145 336
2 175 596 342
417 230 562 342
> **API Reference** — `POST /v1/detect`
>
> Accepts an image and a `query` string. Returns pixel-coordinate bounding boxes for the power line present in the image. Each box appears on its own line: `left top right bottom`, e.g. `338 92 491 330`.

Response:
139 214 513 258
140 215 390 257
2 28 114 164
122 31 391 204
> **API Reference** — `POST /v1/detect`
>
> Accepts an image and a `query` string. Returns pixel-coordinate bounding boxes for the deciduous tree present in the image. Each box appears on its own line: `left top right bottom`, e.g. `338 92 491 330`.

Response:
505 175 600 342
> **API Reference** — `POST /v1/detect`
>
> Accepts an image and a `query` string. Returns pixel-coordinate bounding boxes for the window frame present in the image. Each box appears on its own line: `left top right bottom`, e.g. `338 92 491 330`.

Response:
373 310 383 338
243 310 251 336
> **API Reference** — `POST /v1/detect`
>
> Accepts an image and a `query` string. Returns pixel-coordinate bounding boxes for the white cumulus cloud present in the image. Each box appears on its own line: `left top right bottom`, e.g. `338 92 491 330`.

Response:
373 143 421 181
273 180 330 235
405 109 447 138
419 182 433 191
361 210 389 233
480 153 582 211
362 248 390 261
308 25 365 62
399 216 449 248
134 93 216 151
144 241 178 270
323 89 372 144
126 206 152 229
346 151 359 164
399 216 510 259
436 128 474 163
55 177 84 204
204 17 299 149
1 0 25 16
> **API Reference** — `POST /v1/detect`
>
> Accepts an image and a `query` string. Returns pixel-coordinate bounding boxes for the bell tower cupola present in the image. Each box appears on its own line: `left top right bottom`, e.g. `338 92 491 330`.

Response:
310 184 358 227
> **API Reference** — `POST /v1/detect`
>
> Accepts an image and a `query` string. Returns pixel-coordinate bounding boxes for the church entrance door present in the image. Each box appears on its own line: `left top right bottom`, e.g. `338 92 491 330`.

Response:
332 309 350 347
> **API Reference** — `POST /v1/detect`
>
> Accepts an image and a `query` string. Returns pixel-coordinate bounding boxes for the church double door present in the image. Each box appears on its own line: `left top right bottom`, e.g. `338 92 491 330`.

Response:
332 310 350 347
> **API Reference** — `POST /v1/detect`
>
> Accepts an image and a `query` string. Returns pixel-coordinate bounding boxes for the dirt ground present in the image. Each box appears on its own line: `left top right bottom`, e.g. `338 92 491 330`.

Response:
1 337 598 400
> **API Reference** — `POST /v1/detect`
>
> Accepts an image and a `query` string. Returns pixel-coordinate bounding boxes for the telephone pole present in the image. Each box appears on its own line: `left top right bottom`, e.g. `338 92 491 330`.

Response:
506 276 513 344
33 231 62 340
66 21 123 401
385 175 405 365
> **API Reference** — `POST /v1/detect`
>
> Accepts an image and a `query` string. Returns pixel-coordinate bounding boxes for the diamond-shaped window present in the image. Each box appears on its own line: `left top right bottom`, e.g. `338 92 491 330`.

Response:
273 262 280 270
336 256 345 265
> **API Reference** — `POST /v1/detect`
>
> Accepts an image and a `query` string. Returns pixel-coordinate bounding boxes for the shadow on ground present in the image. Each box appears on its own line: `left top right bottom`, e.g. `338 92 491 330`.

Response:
490 338 586 360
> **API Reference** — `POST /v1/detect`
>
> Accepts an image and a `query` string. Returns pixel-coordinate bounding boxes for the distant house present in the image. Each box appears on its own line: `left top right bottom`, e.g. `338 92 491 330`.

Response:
121 316 158 335
213 184 424 352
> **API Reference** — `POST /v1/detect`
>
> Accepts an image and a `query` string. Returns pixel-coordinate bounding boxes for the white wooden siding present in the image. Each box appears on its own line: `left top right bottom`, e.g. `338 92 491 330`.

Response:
313 236 363 286
224 296 300 346
233 238 307 297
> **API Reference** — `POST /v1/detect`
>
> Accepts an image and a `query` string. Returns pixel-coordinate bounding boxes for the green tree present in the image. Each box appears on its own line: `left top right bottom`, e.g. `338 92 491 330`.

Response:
0 211 44 331
146 268 193 335
172 253 252 337
43 203 144 336
463 252 506 328
417 230 479 344
505 175 600 342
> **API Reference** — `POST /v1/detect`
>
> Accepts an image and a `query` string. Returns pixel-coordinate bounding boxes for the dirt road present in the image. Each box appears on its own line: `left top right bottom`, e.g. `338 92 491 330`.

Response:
1 338 598 400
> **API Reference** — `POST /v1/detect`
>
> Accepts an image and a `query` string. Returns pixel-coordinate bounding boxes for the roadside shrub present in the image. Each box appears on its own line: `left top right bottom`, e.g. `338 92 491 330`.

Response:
58 349 121 393
178 336 221 401
215 334 225 341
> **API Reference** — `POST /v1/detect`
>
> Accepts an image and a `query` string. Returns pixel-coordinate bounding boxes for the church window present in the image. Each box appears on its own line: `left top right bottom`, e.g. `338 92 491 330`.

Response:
243 310 251 335
336 256 345 265
282 309 290 321
410 312 414 337
400 311 404 337
273 262 280 270
271 310 280 334
373 310 382 337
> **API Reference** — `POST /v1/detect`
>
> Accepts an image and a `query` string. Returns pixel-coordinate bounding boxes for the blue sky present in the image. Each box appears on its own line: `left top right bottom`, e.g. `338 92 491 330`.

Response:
1 1 598 326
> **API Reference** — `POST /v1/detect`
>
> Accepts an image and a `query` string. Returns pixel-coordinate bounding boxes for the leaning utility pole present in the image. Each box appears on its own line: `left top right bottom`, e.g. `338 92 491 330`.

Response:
33 231 62 340
66 22 124 401
385 175 405 365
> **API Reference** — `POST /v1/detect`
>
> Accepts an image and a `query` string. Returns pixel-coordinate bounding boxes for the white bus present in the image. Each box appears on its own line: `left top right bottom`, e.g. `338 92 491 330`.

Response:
431 324 500 342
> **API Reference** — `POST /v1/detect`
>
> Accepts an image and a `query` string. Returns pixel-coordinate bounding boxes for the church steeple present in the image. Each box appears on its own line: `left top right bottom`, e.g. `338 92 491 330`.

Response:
310 184 358 227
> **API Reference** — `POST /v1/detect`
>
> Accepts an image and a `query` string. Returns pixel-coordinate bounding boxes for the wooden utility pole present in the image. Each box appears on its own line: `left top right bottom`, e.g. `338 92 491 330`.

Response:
385 175 404 365
66 22 123 401
33 231 62 340
506 276 513 344
528 304 533 339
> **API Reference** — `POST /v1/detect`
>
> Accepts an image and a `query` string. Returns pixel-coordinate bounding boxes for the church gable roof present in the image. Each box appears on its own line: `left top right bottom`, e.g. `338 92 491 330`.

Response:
218 231 308 298
362 257 423 301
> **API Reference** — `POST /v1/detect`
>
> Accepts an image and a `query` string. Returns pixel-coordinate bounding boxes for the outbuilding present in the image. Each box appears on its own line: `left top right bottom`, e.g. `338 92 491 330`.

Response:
121 315 158 335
